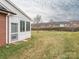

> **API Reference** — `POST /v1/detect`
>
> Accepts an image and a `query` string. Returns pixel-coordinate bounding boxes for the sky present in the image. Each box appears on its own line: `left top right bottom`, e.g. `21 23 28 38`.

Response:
10 0 79 22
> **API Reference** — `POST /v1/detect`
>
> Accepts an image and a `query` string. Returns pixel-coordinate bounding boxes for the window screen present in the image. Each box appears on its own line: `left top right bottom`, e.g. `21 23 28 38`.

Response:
20 21 25 32
11 23 18 40
11 23 18 33
26 22 30 31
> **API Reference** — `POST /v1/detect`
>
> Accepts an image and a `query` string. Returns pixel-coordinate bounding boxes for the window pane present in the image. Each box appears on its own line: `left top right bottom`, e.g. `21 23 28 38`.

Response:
26 22 30 31
23 21 25 31
11 23 18 33
20 21 22 32
20 21 25 32
11 34 18 40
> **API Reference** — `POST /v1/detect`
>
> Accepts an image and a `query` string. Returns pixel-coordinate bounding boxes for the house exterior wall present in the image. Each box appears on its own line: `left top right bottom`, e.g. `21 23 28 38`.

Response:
59 24 65 27
9 15 31 43
0 0 31 43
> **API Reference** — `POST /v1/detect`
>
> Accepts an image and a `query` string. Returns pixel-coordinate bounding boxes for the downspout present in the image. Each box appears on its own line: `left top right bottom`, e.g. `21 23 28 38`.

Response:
6 14 9 44
8 15 9 44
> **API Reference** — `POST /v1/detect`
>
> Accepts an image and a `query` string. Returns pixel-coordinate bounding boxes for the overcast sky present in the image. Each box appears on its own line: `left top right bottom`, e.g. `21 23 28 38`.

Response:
10 0 79 22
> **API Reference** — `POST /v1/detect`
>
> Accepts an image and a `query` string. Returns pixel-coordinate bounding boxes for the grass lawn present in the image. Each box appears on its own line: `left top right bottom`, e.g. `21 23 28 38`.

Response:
0 31 79 59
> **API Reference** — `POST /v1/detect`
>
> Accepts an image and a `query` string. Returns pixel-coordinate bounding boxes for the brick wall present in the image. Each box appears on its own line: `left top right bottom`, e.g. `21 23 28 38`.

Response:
0 13 6 46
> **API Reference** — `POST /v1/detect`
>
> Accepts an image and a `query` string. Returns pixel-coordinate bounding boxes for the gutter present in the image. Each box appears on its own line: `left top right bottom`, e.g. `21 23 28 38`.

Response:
0 9 16 15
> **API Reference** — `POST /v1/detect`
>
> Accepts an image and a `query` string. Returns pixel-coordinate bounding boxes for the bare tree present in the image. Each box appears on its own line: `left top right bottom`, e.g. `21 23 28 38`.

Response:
33 15 41 24
33 15 42 32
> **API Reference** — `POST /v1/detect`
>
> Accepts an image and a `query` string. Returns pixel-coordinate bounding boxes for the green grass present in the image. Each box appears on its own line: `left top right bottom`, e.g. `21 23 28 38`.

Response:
0 31 79 59
0 34 37 59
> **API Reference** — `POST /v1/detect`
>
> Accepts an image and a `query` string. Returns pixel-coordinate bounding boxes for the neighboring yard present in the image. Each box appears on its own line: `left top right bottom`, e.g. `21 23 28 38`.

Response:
0 31 79 59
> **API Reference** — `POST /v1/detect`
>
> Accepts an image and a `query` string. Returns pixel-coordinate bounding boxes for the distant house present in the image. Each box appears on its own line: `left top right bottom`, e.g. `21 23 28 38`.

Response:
32 22 68 28
0 0 31 46
69 21 79 28
32 21 79 30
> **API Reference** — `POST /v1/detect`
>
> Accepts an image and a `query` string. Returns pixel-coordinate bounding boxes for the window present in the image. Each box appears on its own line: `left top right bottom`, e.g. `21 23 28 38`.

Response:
26 22 30 31
20 21 25 32
11 23 18 40
11 23 18 33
